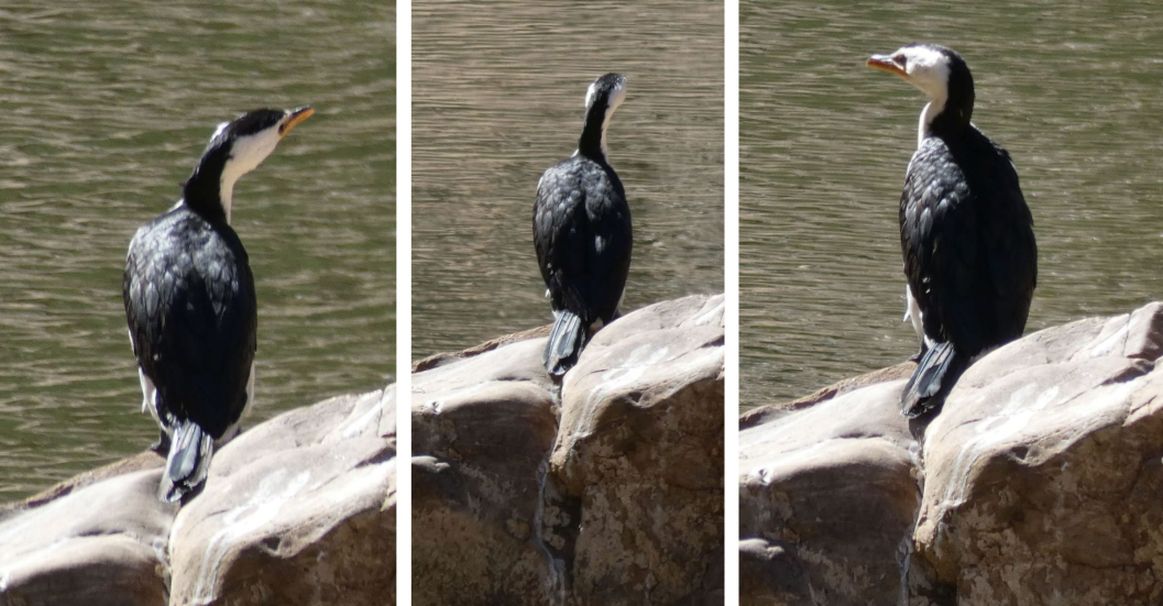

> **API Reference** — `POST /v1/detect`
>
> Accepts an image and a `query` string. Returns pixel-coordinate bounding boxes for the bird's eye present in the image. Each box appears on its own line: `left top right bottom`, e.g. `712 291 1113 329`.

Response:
893 53 907 66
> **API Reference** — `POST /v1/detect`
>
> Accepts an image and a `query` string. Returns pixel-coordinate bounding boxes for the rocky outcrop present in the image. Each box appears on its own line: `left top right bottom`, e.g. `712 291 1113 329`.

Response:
740 302 1163 605
0 467 173 606
0 389 395 606
740 381 919 605
412 337 559 605
412 294 725 606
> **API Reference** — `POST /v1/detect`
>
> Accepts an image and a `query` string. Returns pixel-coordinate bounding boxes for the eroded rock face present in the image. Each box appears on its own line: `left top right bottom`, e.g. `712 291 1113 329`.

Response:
739 381 920 605
740 302 1163 606
412 294 726 606
411 338 559 606
0 389 394 606
380 387 398 606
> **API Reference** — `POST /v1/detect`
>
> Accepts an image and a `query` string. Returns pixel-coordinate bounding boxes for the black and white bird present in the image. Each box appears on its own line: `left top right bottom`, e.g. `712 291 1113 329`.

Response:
867 44 1036 418
123 106 314 502
533 73 631 377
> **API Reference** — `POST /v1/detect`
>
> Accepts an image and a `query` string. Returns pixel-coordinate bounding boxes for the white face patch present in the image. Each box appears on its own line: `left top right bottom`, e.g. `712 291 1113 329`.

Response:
222 128 281 184
604 81 626 121
584 79 627 114
216 112 289 222
895 45 951 102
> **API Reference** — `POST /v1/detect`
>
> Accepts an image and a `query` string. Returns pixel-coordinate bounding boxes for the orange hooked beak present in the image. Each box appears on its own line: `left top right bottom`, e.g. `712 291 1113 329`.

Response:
866 54 908 79
280 106 315 138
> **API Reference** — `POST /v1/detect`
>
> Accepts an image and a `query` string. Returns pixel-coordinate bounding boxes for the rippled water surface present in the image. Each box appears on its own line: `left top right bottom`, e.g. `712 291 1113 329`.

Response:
741 2 1163 407
412 0 724 359
0 3 394 501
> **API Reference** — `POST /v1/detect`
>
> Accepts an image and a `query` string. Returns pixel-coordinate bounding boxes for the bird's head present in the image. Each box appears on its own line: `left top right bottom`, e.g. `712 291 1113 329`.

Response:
584 72 627 123
186 106 314 222
867 43 974 133
867 44 971 103
579 73 627 160
205 106 315 181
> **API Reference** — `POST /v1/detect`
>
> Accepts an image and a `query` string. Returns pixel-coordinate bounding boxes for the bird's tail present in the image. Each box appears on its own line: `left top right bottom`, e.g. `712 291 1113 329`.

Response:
161 420 214 503
901 341 969 418
544 310 587 378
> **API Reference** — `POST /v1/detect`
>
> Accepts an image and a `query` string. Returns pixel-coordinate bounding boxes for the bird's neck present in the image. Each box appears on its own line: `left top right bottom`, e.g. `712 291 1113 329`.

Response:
218 174 238 223
182 161 233 224
918 99 940 147
577 106 610 163
919 87 974 145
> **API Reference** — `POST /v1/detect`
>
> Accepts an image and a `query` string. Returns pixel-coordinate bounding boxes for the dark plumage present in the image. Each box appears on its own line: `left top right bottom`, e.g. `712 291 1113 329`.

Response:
868 44 1036 417
124 106 313 502
533 73 631 377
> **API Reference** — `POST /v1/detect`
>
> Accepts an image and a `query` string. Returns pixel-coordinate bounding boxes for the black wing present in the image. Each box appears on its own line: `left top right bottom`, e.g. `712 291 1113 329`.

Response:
124 210 257 439
533 157 632 324
901 132 1036 356
972 133 1037 342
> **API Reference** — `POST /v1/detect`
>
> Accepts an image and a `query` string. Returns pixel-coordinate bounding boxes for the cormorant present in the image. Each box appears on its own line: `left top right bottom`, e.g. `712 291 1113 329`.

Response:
867 44 1037 418
533 72 631 377
123 106 314 502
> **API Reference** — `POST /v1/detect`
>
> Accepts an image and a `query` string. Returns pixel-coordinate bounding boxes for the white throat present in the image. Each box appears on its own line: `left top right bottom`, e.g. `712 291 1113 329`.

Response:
215 128 281 224
599 91 625 161
600 112 612 160
573 104 617 163
917 94 947 147
219 176 237 223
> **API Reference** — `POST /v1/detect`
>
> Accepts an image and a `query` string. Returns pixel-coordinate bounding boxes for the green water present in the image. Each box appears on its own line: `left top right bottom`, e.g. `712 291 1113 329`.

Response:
741 1 1163 407
0 2 394 502
411 0 724 359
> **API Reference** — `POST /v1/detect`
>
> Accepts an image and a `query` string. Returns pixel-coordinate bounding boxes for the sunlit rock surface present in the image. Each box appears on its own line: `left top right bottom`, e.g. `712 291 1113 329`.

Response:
740 302 1163 605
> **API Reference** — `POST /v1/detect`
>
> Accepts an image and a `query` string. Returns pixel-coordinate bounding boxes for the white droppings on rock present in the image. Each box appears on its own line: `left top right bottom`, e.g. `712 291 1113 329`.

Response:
341 398 380 439
585 344 670 406
935 380 1069 511
689 298 724 327
190 469 312 602
1085 318 1130 359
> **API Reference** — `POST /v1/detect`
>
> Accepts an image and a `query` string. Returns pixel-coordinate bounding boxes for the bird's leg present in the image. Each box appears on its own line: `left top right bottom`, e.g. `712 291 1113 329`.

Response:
150 429 171 455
